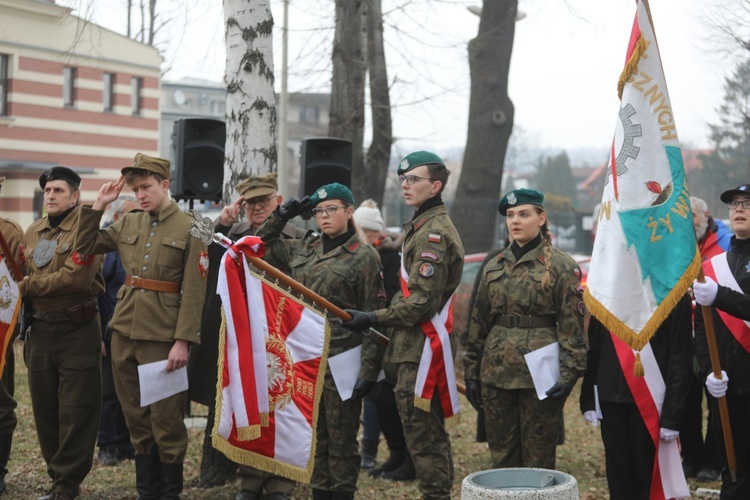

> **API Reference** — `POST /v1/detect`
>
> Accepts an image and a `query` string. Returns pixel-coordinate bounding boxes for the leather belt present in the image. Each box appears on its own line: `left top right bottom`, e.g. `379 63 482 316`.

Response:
497 315 556 328
32 300 98 324
125 275 181 293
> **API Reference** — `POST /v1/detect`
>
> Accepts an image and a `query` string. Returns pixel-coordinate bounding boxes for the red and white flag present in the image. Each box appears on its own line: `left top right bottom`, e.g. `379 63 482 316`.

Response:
212 236 330 483
0 255 19 377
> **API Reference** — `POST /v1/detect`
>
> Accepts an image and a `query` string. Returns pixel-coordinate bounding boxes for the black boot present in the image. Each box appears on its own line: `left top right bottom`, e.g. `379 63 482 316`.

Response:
360 438 378 470
0 433 11 495
380 453 417 481
160 462 183 500
369 449 406 477
135 448 161 500
311 489 332 500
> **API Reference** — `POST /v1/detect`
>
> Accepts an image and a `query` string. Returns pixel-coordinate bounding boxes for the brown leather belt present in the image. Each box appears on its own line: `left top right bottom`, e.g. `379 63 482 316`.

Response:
125 275 181 293
497 315 556 328
33 300 98 324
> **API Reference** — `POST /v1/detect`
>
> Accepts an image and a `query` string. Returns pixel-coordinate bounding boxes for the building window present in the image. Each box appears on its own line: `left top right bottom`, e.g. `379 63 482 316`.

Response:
211 100 224 116
299 106 320 124
0 54 8 116
63 66 76 107
103 72 115 112
131 76 142 115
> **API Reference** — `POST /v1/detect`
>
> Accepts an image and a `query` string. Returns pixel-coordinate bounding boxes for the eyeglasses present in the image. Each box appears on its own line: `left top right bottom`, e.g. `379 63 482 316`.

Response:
311 205 344 218
242 195 274 209
727 200 750 210
399 174 435 186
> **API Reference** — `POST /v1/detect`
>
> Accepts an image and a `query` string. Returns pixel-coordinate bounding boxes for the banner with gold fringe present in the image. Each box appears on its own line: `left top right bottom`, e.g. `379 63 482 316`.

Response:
212 236 330 483
0 255 20 377
584 0 700 355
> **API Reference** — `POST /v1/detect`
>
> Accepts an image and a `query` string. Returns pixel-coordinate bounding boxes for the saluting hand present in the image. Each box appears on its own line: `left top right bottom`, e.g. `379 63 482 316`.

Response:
93 175 125 211
219 197 243 226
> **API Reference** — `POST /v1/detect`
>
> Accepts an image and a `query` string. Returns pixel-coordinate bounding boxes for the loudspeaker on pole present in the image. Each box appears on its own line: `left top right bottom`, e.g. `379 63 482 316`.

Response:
171 118 226 201
299 137 352 198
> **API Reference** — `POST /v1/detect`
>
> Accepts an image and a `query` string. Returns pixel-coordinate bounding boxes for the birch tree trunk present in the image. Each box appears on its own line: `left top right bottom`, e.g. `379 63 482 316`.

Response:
223 0 277 205
451 0 517 253
365 0 392 206
329 0 366 202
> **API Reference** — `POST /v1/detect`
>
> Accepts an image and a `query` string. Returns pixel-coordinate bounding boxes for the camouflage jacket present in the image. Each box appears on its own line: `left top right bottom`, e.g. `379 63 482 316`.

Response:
464 242 586 389
375 204 464 364
257 215 386 382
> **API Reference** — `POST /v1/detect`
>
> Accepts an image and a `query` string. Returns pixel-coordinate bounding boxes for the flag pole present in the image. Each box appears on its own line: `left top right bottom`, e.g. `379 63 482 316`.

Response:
639 0 737 482
0 229 22 282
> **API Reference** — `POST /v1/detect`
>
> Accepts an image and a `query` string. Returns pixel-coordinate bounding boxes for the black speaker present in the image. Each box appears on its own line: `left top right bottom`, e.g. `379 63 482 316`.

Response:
299 137 352 198
171 118 225 201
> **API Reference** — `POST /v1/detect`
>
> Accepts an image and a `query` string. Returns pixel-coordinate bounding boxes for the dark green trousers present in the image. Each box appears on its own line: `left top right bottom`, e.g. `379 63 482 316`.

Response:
26 316 102 497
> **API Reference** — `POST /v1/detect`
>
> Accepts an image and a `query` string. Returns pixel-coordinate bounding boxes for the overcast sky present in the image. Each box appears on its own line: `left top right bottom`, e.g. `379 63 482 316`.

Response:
62 0 738 157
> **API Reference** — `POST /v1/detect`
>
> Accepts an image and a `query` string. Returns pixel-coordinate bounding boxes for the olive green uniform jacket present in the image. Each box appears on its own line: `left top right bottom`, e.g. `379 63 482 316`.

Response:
257 216 385 382
464 243 586 389
375 204 464 364
75 202 206 344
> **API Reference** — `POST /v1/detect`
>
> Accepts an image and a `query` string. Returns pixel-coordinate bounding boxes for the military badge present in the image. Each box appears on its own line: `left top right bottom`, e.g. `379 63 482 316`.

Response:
400 158 409 171
418 262 435 278
33 238 58 268
317 188 328 200
198 251 209 278
573 267 581 277
60 243 69 252
420 251 438 261
507 192 517 205
428 233 441 243
71 252 94 266
576 300 586 316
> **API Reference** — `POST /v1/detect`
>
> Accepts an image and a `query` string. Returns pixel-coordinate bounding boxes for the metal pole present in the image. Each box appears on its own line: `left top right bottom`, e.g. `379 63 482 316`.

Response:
277 0 290 196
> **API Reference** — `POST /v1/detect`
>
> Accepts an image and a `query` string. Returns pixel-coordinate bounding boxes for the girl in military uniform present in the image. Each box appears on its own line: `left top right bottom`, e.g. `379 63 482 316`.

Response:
256 183 385 500
463 188 586 469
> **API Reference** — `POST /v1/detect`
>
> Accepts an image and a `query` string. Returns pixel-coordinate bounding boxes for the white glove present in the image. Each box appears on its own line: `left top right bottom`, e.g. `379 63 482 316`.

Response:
583 410 599 427
693 278 719 306
659 428 679 442
706 371 729 398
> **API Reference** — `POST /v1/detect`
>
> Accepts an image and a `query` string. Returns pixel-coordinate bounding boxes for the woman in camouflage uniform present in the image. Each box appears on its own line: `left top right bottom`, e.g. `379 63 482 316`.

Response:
463 188 586 469
256 183 385 500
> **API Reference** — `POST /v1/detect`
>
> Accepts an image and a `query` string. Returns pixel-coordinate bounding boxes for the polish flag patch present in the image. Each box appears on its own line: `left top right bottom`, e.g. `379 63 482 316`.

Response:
428 233 441 243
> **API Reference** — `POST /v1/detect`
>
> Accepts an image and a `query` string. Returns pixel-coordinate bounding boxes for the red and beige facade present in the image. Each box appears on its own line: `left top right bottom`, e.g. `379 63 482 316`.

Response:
0 0 161 227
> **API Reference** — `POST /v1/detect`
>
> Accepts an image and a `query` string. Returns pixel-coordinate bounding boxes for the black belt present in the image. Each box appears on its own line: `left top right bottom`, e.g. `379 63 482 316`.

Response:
32 300 98 324
497 315 556 328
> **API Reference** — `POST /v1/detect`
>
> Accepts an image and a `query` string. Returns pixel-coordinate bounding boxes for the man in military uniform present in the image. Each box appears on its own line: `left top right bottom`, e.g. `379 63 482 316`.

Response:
74 154 207 500
0 176 24 494
188 173 304 500
21 167 104 500
342 152 464 500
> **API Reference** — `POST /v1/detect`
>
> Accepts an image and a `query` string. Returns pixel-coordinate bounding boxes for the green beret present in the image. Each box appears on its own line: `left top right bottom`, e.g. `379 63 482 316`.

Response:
397 151 445 175
122 153 171 180
309 182 355 206
39 166 81 189
498 188 544 215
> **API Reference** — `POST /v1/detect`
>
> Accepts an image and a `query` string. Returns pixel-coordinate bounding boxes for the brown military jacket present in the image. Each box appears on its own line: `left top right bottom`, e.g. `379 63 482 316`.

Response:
258 215 386 382
21 206 104 312
75 201 207 344
0 217 25 278
375 204 464 364
464 242 586 389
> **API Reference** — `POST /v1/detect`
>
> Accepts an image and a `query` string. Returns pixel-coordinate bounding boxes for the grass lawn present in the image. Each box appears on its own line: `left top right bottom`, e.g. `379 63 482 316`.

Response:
5 342 721 499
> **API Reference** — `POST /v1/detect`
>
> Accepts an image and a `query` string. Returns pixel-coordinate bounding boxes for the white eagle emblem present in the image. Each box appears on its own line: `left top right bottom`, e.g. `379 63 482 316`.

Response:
317 188 328 199
507 192 517 205
400 159 409 171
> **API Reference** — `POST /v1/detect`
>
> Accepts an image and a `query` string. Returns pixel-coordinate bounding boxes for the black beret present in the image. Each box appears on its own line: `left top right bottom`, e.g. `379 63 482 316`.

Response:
39 166 81 190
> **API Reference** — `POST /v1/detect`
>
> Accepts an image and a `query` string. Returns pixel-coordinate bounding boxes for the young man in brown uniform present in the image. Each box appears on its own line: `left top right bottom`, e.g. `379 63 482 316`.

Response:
342 151 464 500
188 173 304 500
20 167 104 500
0 176 24 494
75 154 207 499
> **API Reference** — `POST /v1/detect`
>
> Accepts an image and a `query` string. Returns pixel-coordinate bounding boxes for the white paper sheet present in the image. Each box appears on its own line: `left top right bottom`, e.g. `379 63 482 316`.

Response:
523 341 560 400
327 346 361 401
594 384 603 420
138 360 188 407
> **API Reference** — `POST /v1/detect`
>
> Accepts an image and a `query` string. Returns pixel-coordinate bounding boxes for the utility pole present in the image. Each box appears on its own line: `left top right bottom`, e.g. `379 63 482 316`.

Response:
277 0 290 195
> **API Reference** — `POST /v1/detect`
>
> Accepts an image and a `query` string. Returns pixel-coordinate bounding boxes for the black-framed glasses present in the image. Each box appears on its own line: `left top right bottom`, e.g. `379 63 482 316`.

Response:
399 174 434 186
311 205 344 218
727 200 750 210
242 195 274 209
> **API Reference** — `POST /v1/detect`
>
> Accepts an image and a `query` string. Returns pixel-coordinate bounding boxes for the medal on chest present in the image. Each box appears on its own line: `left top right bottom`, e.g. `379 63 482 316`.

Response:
33 238 58 268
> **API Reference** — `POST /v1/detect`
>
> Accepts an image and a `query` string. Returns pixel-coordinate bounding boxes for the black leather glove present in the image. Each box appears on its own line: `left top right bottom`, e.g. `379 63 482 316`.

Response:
273 196 310 222
465 379 483 411
341 309 377 333
546 383 572 400
351 378 376 401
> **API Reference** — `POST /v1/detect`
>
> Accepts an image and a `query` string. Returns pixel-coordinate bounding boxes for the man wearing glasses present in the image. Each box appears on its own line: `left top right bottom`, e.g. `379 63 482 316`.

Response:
694 183 750 499
342 151 464 500
189 173 305 500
